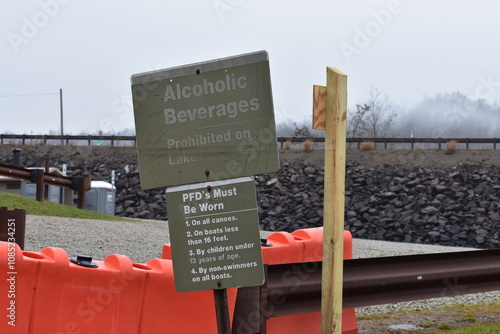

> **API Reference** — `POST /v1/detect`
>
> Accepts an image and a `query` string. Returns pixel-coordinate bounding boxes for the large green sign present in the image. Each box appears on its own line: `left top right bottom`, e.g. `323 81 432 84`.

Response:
165 177 263 292
131 51 279 189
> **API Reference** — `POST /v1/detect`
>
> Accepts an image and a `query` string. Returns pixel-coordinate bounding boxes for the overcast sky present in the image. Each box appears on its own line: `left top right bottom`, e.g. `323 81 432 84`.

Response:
1 0 499 135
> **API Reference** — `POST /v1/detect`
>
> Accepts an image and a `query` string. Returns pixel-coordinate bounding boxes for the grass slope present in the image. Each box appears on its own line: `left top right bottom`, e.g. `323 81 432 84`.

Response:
0 192 128 221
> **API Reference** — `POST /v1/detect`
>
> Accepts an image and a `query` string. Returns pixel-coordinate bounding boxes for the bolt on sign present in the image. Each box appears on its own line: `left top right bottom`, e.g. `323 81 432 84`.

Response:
165 177 263 292
131 51 279 189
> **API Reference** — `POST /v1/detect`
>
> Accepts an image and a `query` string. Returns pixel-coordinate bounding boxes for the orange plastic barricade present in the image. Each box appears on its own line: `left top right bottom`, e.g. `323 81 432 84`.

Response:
264 228 357 334
0 242 235 334
0 228 356 333
163 227 358 334
291 228 353 261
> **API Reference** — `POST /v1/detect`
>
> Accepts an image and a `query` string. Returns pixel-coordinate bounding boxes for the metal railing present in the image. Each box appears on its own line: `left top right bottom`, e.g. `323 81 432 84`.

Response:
277 137 500 150
232 249 500 333
0 134 136 146
1 134 499 150
0 163 91 208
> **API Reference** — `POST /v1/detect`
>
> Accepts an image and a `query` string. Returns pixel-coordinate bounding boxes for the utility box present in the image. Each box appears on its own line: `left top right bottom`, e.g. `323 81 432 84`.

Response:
85 181 116 216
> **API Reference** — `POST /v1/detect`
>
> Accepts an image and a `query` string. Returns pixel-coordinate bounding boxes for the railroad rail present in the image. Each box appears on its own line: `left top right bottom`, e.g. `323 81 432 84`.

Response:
1 134 499 150
232 248 500 333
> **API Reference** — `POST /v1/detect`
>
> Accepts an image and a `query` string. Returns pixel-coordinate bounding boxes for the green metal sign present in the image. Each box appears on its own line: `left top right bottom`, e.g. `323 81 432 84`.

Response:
165 177 263 292
131 51 279 189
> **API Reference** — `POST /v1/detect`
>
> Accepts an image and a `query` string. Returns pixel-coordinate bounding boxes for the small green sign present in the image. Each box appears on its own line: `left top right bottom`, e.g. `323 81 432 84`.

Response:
131 51 279 189
165 177 263 293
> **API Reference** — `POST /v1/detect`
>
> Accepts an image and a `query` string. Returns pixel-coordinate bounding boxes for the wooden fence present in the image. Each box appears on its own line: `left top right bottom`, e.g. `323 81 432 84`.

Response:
0 134 499 150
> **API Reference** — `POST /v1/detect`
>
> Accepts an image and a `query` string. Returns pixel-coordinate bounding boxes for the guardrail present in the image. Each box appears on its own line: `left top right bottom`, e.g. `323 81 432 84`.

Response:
233 248 500 333
1 134 499 149
277 137 500 150
0 163 91 208
0 134 136 146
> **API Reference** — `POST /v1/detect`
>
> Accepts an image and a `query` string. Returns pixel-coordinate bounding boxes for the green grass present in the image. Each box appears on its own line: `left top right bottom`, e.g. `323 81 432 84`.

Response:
357 313 391 320
361 302 500 334
440 302 500 317
430 323 500 334
0 192 129 221
419 322 437 328
428 303 500 333
437 323 455 330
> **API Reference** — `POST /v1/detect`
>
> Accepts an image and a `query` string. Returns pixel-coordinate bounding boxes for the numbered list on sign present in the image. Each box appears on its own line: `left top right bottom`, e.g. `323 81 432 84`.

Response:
165 177 264 292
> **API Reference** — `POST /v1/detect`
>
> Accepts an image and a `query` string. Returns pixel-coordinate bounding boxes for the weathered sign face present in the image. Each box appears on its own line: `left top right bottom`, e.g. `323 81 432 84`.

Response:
131 51 279 189
165 177 264 292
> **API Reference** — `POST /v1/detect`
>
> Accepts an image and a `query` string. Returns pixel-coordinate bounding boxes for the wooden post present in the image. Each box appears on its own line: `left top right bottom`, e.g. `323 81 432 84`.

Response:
60 88 64 145
321 67 347 334
36 169 45 202
77 176 91 209
312 85 327 130
0 208 26 250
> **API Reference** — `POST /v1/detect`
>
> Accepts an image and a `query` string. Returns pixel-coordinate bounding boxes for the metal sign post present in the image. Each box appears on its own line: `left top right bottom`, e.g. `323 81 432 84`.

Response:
214 288 231 334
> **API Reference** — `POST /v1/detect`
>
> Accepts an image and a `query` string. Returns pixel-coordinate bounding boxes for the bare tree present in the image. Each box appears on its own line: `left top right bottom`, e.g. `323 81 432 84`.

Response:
347 104 370 148
347 87 398 148
347 103 370 138
293 124 314 138
364 87 398 138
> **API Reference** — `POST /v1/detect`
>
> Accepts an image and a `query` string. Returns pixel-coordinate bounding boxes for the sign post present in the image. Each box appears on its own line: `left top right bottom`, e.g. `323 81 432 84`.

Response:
214 289 231 334
313 68 348 334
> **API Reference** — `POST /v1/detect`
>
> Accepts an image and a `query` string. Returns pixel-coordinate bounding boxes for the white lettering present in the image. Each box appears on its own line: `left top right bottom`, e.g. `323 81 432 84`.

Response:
163 98 260 125
163 74 247 101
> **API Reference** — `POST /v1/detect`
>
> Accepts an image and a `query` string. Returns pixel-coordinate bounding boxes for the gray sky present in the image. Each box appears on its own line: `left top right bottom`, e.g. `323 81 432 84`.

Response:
1 0 499 135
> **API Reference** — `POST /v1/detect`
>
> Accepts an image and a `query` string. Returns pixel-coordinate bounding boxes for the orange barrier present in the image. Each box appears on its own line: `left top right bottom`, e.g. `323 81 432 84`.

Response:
163 227 358 334
0 228 356 333
266 229 357 334
0 243 235 334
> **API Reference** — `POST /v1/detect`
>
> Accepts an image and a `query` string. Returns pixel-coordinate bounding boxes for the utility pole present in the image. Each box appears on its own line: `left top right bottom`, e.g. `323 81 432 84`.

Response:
60 88 64 145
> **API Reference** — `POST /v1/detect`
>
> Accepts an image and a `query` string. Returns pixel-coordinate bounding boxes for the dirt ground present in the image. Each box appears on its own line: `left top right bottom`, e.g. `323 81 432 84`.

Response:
355 304 500 333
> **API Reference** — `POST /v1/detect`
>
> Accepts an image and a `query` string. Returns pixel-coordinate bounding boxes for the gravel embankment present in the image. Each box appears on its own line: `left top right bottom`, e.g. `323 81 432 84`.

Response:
22 215 500 315
2 146 500 249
